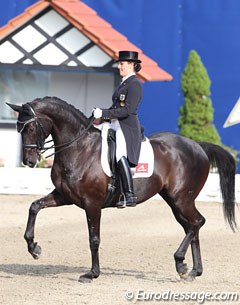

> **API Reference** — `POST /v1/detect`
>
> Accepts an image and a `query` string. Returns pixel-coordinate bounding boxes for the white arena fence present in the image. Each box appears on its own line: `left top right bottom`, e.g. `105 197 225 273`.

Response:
0 167 240 203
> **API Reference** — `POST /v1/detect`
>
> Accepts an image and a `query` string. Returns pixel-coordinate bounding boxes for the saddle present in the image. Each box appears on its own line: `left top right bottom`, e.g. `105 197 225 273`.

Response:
107 126 145 174
103 127 146 208
93 121 154 207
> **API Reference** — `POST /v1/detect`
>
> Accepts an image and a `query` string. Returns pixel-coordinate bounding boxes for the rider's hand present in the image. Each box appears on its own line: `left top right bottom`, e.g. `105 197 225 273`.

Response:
93 108 102 119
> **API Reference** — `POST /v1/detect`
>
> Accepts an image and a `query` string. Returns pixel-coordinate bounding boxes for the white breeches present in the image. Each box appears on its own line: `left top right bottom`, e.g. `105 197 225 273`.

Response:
109 119 127 162
94 120 127 162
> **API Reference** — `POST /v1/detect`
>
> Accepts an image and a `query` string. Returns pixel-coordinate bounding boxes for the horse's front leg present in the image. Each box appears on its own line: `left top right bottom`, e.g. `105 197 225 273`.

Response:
24 189 70 259
79 206 102 283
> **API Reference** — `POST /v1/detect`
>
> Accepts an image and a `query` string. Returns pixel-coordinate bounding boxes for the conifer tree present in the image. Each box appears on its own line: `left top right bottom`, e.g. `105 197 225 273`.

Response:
178 50 221 144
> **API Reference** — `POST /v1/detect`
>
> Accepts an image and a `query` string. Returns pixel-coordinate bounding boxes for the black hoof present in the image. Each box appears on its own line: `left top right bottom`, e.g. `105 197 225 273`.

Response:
78 271 99 283
186 269 202 281
177 263 188 279
78 276 93 283
186 274 196 282
179 269 200 281
180 273 195 282
30 243 42 260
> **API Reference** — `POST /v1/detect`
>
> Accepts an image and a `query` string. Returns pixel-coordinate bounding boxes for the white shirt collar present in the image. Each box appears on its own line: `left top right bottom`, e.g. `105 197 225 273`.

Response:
121 73 136 83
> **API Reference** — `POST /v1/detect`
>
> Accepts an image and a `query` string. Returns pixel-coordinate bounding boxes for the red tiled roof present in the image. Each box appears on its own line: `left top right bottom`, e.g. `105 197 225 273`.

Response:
0 0 173 82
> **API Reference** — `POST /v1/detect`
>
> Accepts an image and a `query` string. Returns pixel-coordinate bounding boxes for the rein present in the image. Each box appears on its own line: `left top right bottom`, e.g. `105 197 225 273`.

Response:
43 115 95 158
18 103 95 158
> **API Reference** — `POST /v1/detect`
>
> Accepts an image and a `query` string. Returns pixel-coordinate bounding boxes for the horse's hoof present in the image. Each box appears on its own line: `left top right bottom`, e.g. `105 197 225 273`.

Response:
186 274 195 282
179 272 188 280
31 244 42 260
78 276 92 283
177 263 188 277
186 269 199 281
179 270 196 281
78 271 99 283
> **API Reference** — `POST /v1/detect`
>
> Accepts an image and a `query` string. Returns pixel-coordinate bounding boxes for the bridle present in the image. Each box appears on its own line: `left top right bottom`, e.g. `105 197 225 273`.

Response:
18 103 95 158
17 103 47 151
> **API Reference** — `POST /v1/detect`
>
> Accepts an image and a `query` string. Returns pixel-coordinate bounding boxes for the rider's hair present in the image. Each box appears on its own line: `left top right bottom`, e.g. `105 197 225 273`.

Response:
134 63 142 73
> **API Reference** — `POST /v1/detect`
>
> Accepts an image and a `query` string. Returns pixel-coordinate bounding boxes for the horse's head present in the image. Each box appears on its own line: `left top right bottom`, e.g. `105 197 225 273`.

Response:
7 102 51 168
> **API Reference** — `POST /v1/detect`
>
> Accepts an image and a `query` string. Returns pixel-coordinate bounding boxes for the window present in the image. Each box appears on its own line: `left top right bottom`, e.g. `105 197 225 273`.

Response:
0 69 114 122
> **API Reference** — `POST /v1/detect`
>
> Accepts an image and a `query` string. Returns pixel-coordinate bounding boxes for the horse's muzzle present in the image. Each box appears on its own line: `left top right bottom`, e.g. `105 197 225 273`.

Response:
23 149 41 168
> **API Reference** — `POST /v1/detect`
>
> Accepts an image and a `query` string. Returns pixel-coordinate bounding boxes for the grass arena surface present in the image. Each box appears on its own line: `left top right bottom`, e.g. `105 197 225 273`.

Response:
1 195 240 305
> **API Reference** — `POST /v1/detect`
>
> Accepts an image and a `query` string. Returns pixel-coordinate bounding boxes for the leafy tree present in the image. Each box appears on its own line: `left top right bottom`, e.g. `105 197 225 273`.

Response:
178 50 221 144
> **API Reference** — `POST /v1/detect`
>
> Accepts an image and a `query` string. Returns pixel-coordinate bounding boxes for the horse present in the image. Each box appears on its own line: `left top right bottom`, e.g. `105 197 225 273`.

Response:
7 96 237 283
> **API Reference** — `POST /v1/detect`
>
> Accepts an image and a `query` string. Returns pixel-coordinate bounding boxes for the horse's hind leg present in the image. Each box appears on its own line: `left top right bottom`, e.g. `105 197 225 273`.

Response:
168 201 205 280
189 231 204 279
24 189 71 259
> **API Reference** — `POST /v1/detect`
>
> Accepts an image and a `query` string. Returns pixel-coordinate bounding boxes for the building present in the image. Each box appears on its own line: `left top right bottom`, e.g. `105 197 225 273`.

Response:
0 0 172 167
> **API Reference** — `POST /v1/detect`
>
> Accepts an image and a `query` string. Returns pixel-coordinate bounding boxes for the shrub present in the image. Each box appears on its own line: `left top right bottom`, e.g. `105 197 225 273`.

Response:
179 50 221 144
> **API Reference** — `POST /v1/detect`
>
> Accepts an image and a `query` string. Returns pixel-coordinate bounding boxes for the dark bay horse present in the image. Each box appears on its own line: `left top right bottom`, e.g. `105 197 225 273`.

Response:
7 96 237 282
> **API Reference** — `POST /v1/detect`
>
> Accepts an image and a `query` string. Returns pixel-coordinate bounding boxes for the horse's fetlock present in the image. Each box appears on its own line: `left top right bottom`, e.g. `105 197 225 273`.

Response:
24 232 33 242
174 251 185 262
28 242 37 253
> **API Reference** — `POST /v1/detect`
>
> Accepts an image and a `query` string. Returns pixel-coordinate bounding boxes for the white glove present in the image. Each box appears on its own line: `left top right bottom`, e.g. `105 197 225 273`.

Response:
93 108 102 119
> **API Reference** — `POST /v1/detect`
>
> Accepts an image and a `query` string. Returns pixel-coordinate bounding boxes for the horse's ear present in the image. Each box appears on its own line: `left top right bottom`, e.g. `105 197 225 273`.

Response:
6 103 22 113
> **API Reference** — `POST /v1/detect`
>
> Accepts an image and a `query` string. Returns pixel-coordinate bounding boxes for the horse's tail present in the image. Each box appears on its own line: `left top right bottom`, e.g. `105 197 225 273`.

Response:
198 142 237 231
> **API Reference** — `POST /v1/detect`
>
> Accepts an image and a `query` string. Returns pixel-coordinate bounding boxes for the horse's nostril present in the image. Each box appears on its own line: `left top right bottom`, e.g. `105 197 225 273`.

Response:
26 160 36 168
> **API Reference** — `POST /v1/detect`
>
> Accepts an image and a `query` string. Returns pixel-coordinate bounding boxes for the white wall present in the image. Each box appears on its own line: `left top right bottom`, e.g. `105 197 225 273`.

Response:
49 72 114 116
0 170 240 204
0 128 21 167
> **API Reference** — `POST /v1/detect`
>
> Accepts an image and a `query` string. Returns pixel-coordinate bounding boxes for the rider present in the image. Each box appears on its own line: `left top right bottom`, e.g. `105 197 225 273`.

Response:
93 50 142 208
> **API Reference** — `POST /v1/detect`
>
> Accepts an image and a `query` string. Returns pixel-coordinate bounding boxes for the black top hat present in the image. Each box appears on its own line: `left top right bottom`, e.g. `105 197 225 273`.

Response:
116 51 141 63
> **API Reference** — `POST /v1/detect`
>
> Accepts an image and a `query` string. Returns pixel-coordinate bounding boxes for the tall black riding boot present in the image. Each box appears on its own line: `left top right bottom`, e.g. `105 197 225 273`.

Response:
117 156 137 208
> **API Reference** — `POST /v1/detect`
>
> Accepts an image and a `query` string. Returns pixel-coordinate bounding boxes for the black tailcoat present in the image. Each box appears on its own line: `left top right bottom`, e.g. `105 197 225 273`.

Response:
101 75 142 166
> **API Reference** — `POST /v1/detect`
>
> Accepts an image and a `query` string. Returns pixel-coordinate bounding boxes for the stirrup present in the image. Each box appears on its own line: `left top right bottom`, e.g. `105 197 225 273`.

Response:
116 194 126 209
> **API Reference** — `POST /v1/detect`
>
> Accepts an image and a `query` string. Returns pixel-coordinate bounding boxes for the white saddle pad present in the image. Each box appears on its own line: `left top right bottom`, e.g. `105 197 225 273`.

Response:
94 123 154 178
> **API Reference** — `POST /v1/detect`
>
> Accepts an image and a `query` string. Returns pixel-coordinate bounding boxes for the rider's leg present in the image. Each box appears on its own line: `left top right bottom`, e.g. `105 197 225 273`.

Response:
110 120 136 208
117 156 136 208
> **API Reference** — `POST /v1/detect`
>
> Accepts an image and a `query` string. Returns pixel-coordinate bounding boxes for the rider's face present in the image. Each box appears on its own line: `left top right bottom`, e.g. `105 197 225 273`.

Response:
118 61 134 78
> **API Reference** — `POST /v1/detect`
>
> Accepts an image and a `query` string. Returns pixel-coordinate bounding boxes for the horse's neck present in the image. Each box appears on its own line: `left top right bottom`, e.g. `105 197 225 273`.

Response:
50 121 100 163
40 104 87 146
51 118 86 147
35 98 94 150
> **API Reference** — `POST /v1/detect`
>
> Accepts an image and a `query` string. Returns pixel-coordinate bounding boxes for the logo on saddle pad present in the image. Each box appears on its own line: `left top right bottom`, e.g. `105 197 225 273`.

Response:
136 163 148 173
132 153 153 177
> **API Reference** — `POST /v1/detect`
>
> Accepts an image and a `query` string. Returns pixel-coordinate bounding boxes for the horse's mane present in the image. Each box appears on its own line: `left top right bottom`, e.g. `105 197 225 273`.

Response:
31 96 90 128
